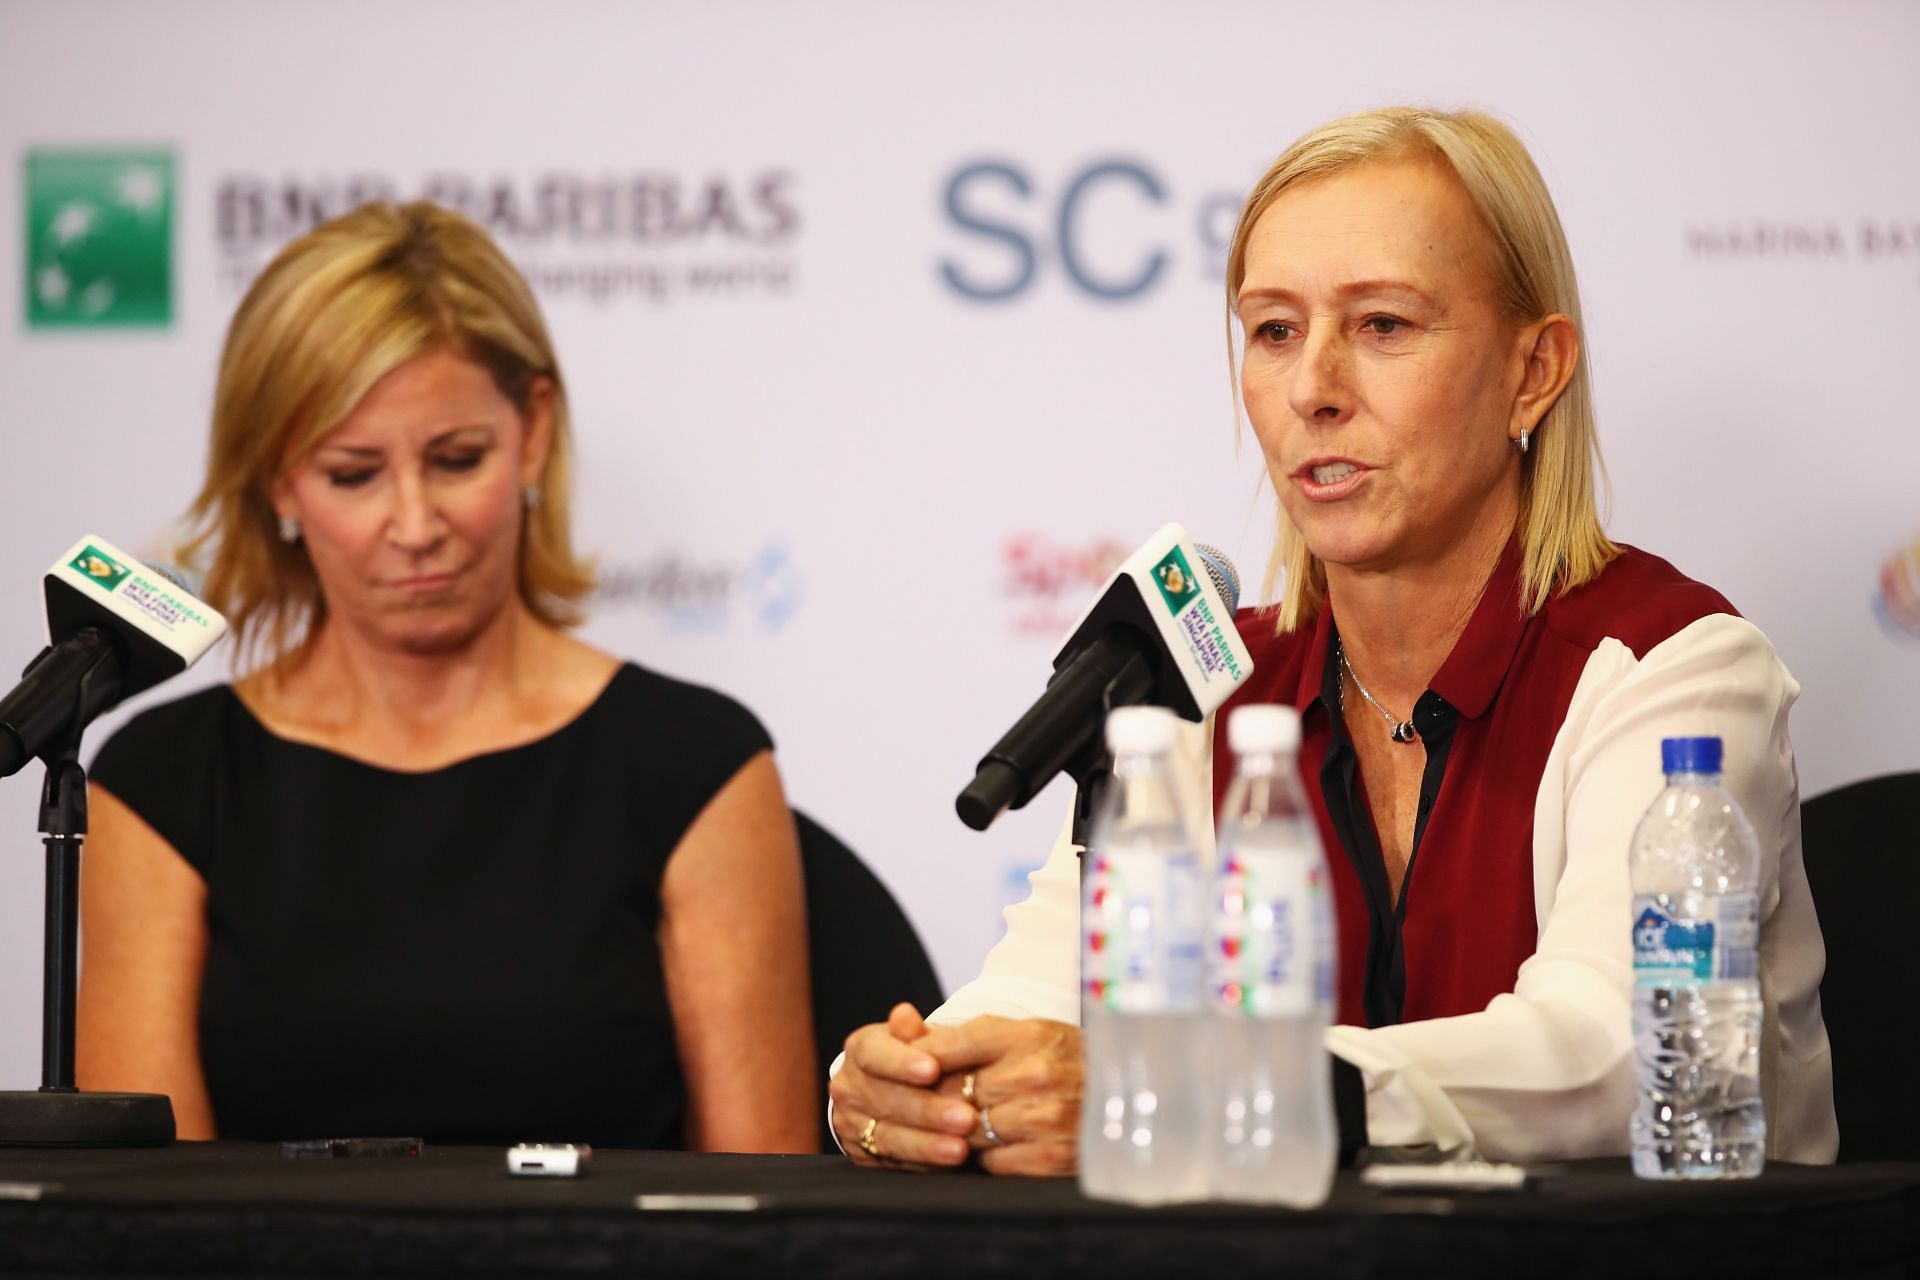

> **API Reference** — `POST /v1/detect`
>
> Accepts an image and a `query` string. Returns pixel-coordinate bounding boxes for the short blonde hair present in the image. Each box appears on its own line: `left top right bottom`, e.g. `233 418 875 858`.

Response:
1226 107 1617 630
185 200 594 668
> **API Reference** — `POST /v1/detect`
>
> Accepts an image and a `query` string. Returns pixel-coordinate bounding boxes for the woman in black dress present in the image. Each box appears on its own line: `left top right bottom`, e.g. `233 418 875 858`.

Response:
76 201 817 1151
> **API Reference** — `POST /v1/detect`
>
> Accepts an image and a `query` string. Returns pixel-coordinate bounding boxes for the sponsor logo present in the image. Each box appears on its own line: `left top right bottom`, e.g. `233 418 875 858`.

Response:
24 149 174 328
938 158 1244 302
1877 531 1920 642
1156 549 1245 685
120 575 213 632
1149 547 1200 615
999 531 1132 639
69 544 131 591
592 541 803 631
213 169 801 305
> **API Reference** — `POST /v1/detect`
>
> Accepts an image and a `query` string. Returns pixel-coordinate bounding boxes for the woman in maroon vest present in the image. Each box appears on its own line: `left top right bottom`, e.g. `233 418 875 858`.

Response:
829 107 1835 1172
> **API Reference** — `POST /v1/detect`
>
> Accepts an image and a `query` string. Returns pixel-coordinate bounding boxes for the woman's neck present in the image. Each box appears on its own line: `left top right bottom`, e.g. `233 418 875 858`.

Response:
1323 515 1514 709
265 599 548 740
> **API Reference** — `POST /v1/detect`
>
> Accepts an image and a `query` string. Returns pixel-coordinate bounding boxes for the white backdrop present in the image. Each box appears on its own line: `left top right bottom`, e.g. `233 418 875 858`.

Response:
1 0 1916 1090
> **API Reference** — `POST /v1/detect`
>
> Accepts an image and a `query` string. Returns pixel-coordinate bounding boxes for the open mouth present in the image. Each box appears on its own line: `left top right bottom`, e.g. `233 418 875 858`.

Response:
1294 458 1370 500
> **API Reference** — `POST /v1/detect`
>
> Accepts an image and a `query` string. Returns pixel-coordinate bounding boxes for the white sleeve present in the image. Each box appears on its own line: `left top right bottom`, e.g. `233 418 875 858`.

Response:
925 810 1085 1028
1324 614 1836 1163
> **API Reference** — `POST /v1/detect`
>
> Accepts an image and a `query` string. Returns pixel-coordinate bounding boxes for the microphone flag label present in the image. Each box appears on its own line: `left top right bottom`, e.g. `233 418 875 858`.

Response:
47 535 229 666
1056 524 1254 721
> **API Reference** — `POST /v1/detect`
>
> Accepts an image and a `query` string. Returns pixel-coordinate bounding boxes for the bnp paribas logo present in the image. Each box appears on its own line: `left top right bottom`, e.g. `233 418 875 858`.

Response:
1150 546 1201 616
24 149 174 329
69 544 131 592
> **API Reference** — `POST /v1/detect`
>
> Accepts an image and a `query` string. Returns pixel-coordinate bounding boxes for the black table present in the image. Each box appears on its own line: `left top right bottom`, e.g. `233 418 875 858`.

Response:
0 1144 1914 1278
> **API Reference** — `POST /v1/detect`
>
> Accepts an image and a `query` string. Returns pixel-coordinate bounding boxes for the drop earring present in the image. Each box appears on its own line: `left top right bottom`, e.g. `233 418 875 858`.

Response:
522 483 542 510
278 514 302 544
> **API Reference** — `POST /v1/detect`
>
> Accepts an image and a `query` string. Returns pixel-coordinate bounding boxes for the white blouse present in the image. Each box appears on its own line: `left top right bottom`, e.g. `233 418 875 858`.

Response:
926 614 1838 1164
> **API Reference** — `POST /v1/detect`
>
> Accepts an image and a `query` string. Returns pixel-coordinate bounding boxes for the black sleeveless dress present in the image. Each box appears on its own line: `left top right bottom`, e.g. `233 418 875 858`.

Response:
88 663 771 1147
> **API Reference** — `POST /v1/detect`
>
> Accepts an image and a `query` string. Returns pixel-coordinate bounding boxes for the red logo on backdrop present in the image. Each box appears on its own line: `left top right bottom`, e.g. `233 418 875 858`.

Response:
1001 532 1131 639
1876 532 1920 643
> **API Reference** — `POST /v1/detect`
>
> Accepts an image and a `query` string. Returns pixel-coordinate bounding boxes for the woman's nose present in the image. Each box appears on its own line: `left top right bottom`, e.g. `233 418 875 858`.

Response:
385 472 447 552
1287 329 1353 425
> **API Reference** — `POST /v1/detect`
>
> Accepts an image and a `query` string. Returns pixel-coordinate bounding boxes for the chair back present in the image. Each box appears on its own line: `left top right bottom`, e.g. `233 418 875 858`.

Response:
1799 771 1920 1162
796 810 944 1153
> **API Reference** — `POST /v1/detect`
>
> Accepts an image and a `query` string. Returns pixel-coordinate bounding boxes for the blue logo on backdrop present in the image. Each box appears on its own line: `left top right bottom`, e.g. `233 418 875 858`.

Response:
593 541 804 632
938 158 1243 303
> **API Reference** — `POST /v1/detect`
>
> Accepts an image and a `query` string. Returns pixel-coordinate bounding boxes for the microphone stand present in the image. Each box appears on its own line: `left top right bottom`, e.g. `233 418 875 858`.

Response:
0 662 173 1146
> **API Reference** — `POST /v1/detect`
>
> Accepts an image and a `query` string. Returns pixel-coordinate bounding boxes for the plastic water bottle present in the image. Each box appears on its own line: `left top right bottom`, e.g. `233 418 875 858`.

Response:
1629 736 1765 1179
1205 705 1337 1206
1079 706 1207 1205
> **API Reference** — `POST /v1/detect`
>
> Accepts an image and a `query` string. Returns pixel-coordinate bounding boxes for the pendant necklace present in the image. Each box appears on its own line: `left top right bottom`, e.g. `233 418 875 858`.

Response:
1337 641 1420 745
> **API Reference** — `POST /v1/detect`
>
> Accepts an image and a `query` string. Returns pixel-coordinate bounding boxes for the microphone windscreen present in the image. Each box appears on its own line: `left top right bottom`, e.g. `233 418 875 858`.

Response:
1193 544 1241 614
143 562 205 598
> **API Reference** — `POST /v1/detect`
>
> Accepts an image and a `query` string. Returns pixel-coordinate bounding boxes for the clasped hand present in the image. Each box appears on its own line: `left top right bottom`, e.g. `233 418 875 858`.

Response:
829 1003 1083 1176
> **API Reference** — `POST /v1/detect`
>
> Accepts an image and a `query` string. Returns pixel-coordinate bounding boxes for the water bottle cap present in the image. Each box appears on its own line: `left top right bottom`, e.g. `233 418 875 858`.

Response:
1661 736 1723 775
1228 703 1300 755
1106 705 1177 755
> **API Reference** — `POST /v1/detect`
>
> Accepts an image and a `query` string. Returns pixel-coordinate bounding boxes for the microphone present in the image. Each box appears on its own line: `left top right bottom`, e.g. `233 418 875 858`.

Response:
0 536 229 778
955 523 1255 832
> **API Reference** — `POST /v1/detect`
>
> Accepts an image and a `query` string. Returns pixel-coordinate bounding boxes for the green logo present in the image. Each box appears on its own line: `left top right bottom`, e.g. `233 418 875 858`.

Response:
69 545 131 592
24 149 174 329
1150 547 1201 615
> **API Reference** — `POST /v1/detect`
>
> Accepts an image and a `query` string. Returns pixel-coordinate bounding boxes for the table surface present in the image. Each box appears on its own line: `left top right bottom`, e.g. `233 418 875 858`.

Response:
0 1143 1915 1278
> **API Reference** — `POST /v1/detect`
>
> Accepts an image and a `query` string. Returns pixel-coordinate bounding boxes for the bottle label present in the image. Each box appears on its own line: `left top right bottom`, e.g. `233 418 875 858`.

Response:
1082 847 1204 1014
1632 892 1759 988
1208 852 1331 1017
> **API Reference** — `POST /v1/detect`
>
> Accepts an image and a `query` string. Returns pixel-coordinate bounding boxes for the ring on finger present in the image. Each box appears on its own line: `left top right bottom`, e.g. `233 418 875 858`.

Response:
980 1104 1005 1147
859 1117 883 1159
961 1073 978 1106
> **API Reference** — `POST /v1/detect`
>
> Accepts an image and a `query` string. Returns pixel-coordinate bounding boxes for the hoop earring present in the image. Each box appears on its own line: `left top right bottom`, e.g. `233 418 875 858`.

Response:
278 514 302 544
1514 429 1531 455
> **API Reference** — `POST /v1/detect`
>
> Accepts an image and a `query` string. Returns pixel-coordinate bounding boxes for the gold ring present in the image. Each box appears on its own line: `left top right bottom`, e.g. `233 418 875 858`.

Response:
961 1073 977 1106
858 1117 882 1159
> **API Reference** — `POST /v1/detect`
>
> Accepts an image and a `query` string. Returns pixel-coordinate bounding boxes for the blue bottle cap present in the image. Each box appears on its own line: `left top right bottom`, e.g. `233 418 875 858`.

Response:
1661 736 1723 775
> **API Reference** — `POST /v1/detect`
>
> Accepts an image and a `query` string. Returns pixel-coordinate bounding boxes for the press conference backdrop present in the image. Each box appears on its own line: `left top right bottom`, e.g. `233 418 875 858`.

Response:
1 1 1916 1090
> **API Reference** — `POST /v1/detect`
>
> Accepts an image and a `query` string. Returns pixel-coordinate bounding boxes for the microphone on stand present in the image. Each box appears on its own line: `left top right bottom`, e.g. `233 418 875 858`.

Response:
0 536 228 1148
956 523 1254 835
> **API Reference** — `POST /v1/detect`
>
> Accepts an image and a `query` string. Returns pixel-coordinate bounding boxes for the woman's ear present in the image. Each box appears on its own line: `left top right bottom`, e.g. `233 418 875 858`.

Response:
1512 314 1579 441
268 469 296 527
519 377 556 488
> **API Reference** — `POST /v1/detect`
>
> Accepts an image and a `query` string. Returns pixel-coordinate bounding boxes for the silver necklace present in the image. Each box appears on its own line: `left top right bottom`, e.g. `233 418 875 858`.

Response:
1337 641 1419 744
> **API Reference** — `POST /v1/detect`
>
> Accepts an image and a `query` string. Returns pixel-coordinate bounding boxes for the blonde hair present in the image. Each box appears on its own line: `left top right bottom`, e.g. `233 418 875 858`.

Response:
185 200 594 669
1225 107 1617 631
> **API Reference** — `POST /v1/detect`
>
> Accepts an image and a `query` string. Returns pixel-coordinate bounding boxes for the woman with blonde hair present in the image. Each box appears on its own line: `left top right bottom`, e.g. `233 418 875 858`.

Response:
830 107 1835 1172
77 201 817 1151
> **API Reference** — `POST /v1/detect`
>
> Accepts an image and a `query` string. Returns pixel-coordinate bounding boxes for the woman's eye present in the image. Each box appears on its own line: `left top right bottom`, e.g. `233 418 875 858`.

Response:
1256 321 1296 343
1364 315 1408 336
327 470 376 489
433 451 486 473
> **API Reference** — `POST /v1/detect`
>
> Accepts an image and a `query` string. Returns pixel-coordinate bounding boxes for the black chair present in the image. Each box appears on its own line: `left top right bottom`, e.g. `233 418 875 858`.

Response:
795 810 945 1153
1799 771 1920 1162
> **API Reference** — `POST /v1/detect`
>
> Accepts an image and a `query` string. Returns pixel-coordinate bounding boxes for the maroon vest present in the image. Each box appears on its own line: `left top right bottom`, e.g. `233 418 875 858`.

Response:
1213 538 1736 1029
